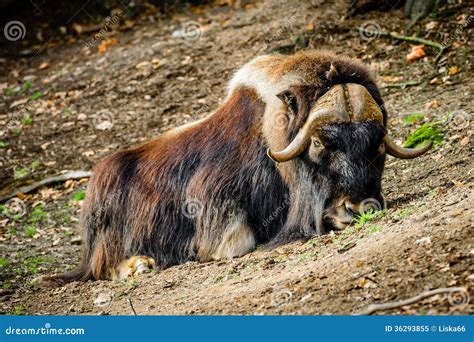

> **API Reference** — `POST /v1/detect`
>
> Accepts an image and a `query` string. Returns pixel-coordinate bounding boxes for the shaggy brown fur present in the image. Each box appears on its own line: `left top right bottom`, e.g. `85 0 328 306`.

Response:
51 51 390 282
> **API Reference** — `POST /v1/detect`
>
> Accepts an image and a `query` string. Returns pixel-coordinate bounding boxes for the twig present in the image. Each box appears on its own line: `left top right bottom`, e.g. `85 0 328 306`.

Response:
127 297 137 315
356 287 465 315
0 170 92 202
359 28 448 62
382 80 422 89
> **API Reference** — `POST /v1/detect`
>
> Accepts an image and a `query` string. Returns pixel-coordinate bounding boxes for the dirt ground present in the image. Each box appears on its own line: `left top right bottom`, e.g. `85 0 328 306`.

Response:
0 0 473 315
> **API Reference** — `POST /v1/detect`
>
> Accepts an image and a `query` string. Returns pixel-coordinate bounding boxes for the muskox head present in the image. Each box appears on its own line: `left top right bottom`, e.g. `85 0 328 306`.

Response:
230 52 430 231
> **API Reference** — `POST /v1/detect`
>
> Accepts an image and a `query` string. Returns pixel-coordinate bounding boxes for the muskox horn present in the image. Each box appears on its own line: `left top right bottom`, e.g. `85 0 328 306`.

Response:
267 84 383 163
383 136 432 159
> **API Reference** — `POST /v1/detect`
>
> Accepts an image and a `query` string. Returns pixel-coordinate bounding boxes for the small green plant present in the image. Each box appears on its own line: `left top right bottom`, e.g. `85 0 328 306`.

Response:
0 258 10 267
403 113 424 124
4 87 14 96
2 281 12 289
0 141 9 148
404 123 443 148
8 306 25 315
25 226 37 238
29 91 43 101
30 160 41 170
366 224 380 234
21 117 33 126
10 128 22 136
73 191 85 201
14 167 29 179
62 108 73 117
22 256 54 275
20 81 32 93
353 209 385 230
391 207 412 222
214 275 224 283
27 203 48 225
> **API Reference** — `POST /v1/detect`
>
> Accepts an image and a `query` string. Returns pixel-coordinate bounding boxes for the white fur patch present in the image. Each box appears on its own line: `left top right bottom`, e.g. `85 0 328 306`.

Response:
212 220 256 260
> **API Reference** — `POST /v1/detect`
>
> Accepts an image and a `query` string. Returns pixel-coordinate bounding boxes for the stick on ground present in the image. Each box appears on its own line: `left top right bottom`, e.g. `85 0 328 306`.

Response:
356 287 466 315
0 170 92 202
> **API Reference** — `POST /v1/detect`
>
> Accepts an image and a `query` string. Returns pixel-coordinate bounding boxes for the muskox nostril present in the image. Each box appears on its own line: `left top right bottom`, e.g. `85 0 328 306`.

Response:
344 201 358 216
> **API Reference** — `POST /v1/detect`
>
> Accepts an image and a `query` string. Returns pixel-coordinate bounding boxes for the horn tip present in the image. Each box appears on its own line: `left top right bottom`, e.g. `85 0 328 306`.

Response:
266 148 280 163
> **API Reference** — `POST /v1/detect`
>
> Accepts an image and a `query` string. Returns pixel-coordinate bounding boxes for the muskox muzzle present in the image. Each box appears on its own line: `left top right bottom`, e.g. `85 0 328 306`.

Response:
267 83 432 162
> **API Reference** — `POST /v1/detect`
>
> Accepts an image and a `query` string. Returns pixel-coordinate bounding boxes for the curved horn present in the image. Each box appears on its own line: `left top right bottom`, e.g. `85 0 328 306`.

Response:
267 107 348 162
384 136 432 159
267 83 383 163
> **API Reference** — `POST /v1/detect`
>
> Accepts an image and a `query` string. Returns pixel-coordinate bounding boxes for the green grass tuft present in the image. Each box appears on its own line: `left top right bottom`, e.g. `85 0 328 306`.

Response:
403 113 424 124
29 91 43 101
73 191 85 201
404 123 443 148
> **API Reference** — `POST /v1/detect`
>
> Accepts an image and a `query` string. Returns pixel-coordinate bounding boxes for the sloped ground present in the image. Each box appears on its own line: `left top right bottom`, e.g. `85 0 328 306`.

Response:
0 0 472 314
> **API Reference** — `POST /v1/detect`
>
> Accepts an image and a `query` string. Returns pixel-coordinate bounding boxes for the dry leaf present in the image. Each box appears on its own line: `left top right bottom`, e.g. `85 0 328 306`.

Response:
424 99 440 109
82 150 95 157
449 66 460 76
10 98 28 108
425 21 438 30
305 22 314 32
382 75 403 82
38 62 49 70
460 136 470 146
98 38 119 54
406 45 425 63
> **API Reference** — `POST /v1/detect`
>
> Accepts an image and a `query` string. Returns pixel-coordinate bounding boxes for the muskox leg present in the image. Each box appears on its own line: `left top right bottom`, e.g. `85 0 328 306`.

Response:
109 256 156 280
211 220 256 260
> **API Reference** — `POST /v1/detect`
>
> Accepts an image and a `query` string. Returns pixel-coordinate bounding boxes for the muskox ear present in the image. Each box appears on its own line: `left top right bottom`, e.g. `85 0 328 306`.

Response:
276 90 298 115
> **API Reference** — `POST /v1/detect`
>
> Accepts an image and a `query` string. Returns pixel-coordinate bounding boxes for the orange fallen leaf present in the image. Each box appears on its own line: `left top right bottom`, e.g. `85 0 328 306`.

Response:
98 38 118 54
305 22 314 32
449 66 460 75
406 44 425 62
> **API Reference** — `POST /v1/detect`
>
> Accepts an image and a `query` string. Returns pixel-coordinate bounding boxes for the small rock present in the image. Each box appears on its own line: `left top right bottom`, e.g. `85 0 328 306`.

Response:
415 236 432 245
135 61 151 69
71 236 82 245
93 292 113 307
77 113 87 121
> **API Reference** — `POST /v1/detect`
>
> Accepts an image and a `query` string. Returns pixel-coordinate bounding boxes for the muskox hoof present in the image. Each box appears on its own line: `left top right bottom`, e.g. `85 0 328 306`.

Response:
111 256 156 280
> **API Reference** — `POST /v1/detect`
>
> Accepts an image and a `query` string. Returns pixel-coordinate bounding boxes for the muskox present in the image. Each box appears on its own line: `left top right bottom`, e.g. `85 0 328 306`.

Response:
53 51 430 282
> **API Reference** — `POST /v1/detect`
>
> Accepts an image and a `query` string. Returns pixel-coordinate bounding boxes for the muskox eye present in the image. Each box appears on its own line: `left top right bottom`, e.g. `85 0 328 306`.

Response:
276 90 298 115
